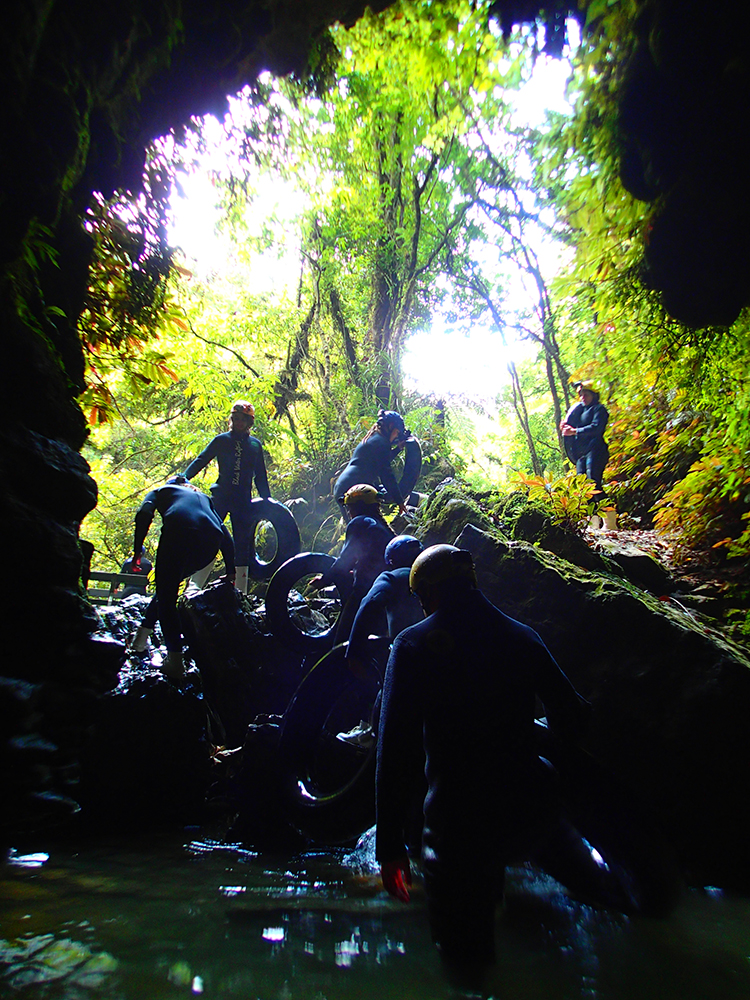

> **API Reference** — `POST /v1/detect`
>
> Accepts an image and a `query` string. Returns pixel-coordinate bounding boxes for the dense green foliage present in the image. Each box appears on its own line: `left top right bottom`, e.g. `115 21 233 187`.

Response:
77 0 750 616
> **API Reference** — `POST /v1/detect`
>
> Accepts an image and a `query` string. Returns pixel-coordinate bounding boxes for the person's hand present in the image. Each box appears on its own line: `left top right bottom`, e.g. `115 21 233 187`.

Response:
381 858 412 902
561 423 576 437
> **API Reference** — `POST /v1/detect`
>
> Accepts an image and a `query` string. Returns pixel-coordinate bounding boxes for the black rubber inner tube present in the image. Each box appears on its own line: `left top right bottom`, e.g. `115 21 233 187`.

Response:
278 639 388 843
264 552 344 654
247 498 301 581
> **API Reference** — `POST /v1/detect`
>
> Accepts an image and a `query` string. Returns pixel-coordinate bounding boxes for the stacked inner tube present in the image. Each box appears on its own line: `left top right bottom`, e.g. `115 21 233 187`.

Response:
246 498 301 581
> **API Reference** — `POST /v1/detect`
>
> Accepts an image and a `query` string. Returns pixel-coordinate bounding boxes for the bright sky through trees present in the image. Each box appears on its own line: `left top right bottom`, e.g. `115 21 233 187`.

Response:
168 41 574 403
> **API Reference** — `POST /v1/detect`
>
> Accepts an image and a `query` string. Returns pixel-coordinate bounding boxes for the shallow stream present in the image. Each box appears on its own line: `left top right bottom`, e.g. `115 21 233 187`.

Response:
2 830 750 1000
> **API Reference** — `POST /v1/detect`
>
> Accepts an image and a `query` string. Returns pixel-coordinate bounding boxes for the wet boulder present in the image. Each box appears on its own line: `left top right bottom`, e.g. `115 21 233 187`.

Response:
450 519 750 890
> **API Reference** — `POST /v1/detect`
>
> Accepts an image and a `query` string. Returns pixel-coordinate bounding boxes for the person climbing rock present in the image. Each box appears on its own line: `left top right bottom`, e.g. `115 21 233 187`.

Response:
345 534 424 675
376 544 594 982
560 380 610 494
312 483 396 641
332 409 414 514
337 534 424 748
129 477 236 679
183 400 270 593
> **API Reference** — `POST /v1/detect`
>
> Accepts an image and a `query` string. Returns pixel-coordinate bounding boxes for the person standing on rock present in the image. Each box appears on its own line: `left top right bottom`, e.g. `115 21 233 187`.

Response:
130 477 236 679
182 401 270 594
376 544 595 983
560 380 609 494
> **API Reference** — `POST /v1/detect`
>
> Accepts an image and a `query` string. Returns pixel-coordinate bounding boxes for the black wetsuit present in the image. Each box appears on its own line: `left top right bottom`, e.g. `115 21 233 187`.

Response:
184 431 270 565
333 433 403 506
318 514 394 639
376 587 589 962
134 485 235 651
347 566 423 661
563 400 609 491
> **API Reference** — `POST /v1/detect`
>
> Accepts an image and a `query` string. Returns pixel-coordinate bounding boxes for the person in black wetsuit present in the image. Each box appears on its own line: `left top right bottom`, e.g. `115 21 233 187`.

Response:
183 400 270 593
312 483 396 640
333 409 414 514
119 547 152 597
345 534 424 674
129 478 236 678
337 535 424 748
376 544 596 981
560 380 609 493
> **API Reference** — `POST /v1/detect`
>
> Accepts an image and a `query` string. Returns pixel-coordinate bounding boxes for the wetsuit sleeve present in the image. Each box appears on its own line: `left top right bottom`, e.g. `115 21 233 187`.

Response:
531 633 591 743
132 493 158 558
318 534 359 589
184 437 220 480
573 404 608 445
253 440 271 499
376 633 424 862
218 524 236 575
347 574 390 659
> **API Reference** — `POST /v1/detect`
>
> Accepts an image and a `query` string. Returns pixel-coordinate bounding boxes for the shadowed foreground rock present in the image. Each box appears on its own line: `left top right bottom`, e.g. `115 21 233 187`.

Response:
420 486 750 890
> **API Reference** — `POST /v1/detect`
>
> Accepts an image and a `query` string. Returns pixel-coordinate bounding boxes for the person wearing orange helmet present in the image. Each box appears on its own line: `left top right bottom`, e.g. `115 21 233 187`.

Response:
182 401 270 593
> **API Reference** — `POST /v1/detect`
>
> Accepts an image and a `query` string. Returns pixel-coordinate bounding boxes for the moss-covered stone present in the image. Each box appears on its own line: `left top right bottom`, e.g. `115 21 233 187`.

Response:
414 479 503 547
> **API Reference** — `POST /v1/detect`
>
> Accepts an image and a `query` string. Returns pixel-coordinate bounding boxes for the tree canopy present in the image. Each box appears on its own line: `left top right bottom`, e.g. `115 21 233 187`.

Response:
77 0 750 634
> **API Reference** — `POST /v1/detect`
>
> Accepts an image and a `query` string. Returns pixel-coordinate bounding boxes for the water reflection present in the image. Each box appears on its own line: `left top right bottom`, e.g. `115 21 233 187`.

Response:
1 831 750 999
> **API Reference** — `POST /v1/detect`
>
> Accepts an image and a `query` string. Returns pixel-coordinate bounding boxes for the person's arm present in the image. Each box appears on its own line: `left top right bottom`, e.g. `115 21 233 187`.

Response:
346 574 390 666
532 632 591 744
316 521 363 589
376 633 424 873
184 437 219 480
252 440 271 499
132 495 157 563
373 435 404 506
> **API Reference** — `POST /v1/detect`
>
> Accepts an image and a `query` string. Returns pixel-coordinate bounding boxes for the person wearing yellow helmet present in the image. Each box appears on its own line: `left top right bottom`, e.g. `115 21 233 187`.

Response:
376 544 591 977
311 483 396 638
559 380 610 493
182 401 271 593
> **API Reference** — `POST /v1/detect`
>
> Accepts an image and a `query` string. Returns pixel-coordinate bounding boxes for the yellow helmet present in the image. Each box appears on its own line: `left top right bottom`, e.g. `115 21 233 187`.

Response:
409 544 477 598
342 483 381 506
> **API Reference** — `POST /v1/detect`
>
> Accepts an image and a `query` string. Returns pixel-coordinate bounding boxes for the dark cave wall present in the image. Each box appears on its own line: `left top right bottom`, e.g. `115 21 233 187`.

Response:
0 0 396 836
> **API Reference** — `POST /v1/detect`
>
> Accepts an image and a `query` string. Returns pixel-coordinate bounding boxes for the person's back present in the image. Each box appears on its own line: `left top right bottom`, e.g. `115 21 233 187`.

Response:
152 483 224 535
378 588 584 853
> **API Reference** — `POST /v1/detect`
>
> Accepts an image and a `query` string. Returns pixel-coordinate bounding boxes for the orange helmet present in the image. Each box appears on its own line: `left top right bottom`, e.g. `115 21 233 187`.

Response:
231 401 255 422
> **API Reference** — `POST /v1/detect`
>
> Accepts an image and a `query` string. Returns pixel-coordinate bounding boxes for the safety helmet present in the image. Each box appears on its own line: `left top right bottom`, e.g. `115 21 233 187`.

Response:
377 409 406 436
384 534 423 569
231 400 255 421
409 544 477 598
342 483 381 507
